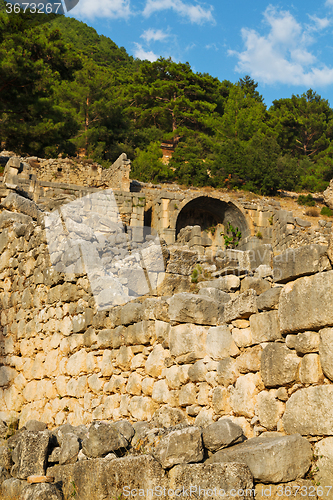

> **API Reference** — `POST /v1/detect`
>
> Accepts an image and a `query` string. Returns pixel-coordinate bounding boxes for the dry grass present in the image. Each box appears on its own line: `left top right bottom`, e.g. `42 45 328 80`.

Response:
305 207 320 217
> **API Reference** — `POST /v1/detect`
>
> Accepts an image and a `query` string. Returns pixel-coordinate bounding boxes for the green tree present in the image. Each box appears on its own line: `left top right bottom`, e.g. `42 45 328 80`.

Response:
0 7 81 156
238 75 263 102
131 142 174 183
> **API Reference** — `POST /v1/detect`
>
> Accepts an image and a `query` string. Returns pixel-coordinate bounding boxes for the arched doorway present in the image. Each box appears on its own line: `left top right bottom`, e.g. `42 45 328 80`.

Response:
175 196 249 246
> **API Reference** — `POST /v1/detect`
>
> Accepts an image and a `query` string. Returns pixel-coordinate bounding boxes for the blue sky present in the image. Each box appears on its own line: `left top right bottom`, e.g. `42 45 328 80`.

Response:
66 0 333 108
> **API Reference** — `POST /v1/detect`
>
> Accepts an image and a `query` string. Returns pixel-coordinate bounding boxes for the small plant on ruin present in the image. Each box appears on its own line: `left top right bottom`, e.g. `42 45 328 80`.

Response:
221 222 242 248
268 215 274 225
256 231 263 239
321 206 333 217
297 194 316 207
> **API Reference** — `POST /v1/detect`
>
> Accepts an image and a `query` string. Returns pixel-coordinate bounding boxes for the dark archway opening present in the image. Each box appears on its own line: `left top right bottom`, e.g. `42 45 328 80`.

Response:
144 207 152 229
175 196 249 242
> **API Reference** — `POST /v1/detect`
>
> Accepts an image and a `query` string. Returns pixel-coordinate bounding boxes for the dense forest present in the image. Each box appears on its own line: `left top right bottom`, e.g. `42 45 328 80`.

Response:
1 3 333 195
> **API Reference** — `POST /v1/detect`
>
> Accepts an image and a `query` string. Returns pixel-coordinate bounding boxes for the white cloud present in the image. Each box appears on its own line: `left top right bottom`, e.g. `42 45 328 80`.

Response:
308 15 331 31
133 43 158 61
143 0 214 24
70 0 132 20
326 0 333 7
230 6 333 86
141 28 169 43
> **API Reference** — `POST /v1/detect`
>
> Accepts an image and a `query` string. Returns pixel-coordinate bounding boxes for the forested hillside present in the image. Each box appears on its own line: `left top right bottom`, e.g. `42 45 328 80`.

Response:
1 2 333 194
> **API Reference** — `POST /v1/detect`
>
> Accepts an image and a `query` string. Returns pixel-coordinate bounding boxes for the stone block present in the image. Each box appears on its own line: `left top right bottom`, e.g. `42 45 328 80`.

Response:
257 287 282 311
206 326 240 360
261 343 300 388
166 248 198 275
255 391 284 430
299 353 323 384
198 275 240 292
279 271 333 334
82 421 128 458
273 245 330 283
312 438 333 496
295 331 320 354
240 277 271 295
250 310 281 343
11 431 50 479
232 328 253 348
145 345 166 378
217 358 239 387
168 293 224 325
206 434 312 484
202 419 244 452
224 290 258 323
120 302 143 325
230 373 263 418
198 287 231 303
168 463 253 500
154 427 203 469
129 396 158 421
282 386 333 435
236 345 262 374
319 328 333 381
169 323 208 360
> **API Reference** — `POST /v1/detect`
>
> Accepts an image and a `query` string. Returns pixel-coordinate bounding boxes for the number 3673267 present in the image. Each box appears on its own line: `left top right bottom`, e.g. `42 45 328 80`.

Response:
5 3 62 13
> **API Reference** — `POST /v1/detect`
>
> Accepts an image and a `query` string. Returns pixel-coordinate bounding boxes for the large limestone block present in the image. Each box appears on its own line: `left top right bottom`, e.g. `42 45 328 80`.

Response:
224 290 258 323
206 434 312 484
230 373 263 418
299 353 323 384
206 326 240 360
82 421 128 458
47 455 167 500
240 277 271 295
198 287 231 303
282 386 333 435
145 345 166 378
295 331 320 354
279 271 333 334
273 245 330 283
129 396 158 421
250 311 281 343
198 275 240 292
166 248 198 275
169 323 208 360
21 483 63 500
153 427 203 469
255 391 285 430
312 438 333 498
257 287 282 311
319 328 333 381
168 463 254 500
168 293 223 325
202 419 244 452
1 192 41 220
11 431 50 479
260 343 300 387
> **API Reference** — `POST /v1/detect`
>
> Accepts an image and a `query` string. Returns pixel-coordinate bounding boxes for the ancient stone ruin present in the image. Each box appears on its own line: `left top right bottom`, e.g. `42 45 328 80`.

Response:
1 153 333 499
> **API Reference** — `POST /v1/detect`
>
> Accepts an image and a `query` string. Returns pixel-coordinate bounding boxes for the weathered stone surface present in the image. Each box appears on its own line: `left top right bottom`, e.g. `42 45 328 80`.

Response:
255 391 285 431
279 271 333 334
169 323 208 360
0 465 10 484
224 290 258 323
319 328 333 381
120 303 143 325
217 358 239 387
230 373 263 418
198 275 240 292
168 463 254 500
299 354 323 384
11 431 50 479
206 434 312 483
145 345 166 378
21 483 63 500
0 209 32 230
198 287 231 303
168 293 223 325
1 193 41 220
282 386 333 435
206 326 240 360
0 445 13 471
202 419 244 452
152 406 187 428
58 433 80 465
240 277 271 295
82 421 128 458
47 455 167 500
257 287 282 311
312 438 333 497
236 346 262 374
25 420 47 432
260 344 300 387
295 331 320 354
1 478 27 499
154 427 203 469
250 311 281 343
166 248 198 275
273 245 330 283
323 180 333 209
129 396 158 421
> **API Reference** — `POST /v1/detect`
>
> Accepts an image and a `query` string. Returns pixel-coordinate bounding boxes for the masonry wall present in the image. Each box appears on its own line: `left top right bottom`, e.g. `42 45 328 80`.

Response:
1 201 333 449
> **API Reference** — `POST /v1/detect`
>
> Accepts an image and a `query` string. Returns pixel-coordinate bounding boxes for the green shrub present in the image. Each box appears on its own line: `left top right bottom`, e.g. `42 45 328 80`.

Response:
297 194 316 207
321 206 333 217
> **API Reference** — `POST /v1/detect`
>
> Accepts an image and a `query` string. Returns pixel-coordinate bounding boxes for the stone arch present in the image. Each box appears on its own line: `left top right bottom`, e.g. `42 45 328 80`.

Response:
175 196 250 243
